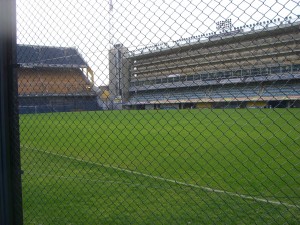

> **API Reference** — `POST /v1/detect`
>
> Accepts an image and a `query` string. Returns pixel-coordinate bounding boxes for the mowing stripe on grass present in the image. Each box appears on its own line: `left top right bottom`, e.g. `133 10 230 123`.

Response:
22 145 300 209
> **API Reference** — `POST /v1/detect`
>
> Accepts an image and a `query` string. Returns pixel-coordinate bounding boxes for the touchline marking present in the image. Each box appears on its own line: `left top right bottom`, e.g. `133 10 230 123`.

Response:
26 172 173 191
22 145 300 209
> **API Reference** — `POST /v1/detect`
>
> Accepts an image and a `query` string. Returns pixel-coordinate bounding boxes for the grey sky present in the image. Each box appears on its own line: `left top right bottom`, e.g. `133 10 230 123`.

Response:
16 0 300 85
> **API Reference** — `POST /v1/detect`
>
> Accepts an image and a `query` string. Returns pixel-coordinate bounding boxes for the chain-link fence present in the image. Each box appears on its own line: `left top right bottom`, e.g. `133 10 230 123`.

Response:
12 0 300 224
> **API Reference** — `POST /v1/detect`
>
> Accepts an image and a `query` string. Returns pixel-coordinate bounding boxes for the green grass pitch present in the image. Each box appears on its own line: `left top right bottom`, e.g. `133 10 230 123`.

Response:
20 109 300 224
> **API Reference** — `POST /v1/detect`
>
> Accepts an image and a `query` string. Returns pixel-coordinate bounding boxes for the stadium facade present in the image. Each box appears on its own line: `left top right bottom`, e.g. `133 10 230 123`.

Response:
17 45 101 113
109 18 300 109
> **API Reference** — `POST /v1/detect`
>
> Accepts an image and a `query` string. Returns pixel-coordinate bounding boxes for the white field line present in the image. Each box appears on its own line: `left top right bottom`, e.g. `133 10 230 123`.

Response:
22 145 300 209
26 172 171 190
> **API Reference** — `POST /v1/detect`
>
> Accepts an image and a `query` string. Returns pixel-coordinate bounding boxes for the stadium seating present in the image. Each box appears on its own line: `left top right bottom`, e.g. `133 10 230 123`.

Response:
18 68 91 95
129 82 300 104
132 33 299 79
17 45 101 113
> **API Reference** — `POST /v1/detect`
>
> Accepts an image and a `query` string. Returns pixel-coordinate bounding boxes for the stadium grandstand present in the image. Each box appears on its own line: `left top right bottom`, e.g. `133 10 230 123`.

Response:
17 45 101 113
109 16 300 109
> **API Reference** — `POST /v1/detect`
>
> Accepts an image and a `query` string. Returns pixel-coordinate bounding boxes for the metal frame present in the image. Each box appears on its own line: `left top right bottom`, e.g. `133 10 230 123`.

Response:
0 0 23 224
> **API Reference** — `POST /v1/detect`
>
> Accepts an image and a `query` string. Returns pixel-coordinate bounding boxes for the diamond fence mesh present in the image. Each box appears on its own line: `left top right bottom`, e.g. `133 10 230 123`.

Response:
15 0 300 224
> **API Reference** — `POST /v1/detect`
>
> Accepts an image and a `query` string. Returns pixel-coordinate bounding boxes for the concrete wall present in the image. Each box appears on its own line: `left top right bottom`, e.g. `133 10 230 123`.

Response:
108 44 130 109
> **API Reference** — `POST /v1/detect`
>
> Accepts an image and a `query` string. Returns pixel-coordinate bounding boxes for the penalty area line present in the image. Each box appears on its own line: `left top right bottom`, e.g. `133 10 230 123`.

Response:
21 145 300 209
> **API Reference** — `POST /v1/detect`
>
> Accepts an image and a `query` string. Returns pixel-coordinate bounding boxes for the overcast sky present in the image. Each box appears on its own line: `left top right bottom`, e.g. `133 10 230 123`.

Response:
16 0 300 85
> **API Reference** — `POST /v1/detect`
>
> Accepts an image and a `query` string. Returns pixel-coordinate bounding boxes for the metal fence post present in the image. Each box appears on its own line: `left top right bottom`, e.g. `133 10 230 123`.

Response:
0 0 23 224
